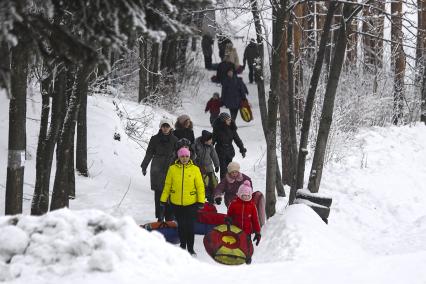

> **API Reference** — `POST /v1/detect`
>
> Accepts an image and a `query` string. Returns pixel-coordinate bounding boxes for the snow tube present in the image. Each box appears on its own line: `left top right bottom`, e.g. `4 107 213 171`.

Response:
252 191 266 227
197 211 226 225
239 99 253 122
141 221 180 244
198 202 217 214
203 224 253 265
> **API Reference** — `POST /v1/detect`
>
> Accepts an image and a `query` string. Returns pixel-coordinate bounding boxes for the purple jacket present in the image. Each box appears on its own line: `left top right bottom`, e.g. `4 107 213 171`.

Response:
213 173 252 207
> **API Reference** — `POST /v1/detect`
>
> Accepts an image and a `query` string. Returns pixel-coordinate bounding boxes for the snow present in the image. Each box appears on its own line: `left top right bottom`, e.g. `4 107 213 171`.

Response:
1 7 426 284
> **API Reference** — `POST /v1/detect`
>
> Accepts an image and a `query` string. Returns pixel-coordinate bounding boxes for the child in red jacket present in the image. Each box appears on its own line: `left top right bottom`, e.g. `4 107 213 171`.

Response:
205 92 223 126
226 180 261 248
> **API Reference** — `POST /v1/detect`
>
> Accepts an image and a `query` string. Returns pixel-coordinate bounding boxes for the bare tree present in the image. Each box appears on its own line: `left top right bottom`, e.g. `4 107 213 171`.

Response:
391 0 406 125
294 1 338 199
308 2 358 193
5 31 29 214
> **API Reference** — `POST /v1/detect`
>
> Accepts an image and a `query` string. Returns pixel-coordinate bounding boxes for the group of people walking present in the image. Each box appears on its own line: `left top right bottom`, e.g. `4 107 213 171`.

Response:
141 112 260 257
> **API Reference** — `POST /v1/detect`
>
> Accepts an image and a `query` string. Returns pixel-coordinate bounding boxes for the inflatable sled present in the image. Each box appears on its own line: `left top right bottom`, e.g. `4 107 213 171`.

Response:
252 191 266 227
141 221 180 244
240 99 253 122
195 202 226 235
203 224 254 265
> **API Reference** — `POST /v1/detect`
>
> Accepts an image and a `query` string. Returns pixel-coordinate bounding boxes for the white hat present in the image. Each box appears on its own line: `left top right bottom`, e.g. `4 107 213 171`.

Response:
159 118 173 129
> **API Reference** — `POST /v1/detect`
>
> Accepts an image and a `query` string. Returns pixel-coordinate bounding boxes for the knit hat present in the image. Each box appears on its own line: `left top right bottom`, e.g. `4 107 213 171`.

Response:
159 118 173 129
237 180 253 200
227 161 240 173
177 147 190 158
177 114 191 125
201 130 213 142
219 112 231 122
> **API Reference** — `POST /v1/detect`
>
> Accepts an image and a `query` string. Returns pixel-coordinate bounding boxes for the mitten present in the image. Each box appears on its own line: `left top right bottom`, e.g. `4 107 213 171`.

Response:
142 168 147 176
224 216 232 225
214 197 222 205
253 233 261 246
240 148 247 158
196 202 204 210
215 167 220 173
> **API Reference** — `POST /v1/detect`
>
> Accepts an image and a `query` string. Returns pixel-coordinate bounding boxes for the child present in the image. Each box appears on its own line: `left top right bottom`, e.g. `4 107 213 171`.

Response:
226 180 261 255
194 130 220 203
205 92 222 126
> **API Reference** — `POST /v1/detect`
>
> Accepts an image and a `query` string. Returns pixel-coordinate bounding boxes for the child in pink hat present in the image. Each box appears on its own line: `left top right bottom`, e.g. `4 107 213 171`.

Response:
226 180 261 248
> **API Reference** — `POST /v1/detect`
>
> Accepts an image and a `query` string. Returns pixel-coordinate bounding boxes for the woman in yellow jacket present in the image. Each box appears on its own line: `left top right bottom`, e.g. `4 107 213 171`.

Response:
160 147 205 256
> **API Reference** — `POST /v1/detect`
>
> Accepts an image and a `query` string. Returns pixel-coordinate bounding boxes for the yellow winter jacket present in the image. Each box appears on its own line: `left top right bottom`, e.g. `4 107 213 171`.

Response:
160 160 205 206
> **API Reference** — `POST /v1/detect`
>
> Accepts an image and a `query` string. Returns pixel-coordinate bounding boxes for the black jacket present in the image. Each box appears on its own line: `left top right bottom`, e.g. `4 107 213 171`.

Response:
141 130 178 191
243 42 259 65
212 119 245 158
173 128 195 144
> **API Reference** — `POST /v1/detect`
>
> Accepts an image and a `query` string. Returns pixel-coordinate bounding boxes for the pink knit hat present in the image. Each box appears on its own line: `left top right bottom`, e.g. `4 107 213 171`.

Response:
237 180 253 200
177 147 190 158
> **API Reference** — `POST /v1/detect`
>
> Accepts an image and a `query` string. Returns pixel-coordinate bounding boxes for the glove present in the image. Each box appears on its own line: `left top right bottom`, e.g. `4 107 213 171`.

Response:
215 167 220 173
224 216 232 225
142 168 147 176
240 148 247 158
214 197 222 205
157 202 166 222
196 202 204 210
253 233 261 246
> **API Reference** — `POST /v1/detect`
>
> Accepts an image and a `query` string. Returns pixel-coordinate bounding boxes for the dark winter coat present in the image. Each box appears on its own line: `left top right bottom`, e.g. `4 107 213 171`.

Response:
216 61 235 84
205 98 223 116
194 137 220 174
213 172 252 207
141 130 179 191
174 128 195 144
218 36 232 60
221 76 248 109
243 42 259 65
227 197 261 235
212 119 245 159
201 34 214 56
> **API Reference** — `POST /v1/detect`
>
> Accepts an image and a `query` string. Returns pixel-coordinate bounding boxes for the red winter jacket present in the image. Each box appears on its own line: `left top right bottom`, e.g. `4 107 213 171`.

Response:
227 197 261 235
205 98 223 116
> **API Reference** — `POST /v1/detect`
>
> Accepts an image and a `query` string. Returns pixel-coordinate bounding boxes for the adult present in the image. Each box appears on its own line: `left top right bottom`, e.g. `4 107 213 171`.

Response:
174 114 195 144
224 42 241 71
213 161 252 207
141 118 178 222
194 130 220 203
212 112 247 179
216 56 235 85
201 34 214 70
243 38 259 83
160 147 205 256
221 67 249 121
217 35 232 62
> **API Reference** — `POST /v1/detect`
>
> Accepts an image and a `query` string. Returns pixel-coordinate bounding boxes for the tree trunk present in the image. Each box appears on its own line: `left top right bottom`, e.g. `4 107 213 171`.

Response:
295 1 338 194
51 64 93 210
421 57 426 124
0 41 11 96
294 2 304 122
308 3 353 193
362 1 385 71
138 37 149 103
150 40 161 92
31 76 51 215
279 10 291 186
346 0 358 65
32 66 68 214
5 35 29 215
265 0 288 218
391 0 406 125
250 0 285 197
76 64 91 177
286 14 299 205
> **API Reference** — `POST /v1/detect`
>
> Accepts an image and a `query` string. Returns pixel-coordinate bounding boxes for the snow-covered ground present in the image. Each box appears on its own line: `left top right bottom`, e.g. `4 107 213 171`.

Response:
1 12 426 283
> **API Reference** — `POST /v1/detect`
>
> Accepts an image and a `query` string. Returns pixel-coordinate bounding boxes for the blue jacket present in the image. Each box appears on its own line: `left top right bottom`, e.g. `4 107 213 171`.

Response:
221 76 248 109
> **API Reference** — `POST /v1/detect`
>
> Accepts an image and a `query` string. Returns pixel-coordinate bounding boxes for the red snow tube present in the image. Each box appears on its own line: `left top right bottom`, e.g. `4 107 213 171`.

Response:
252 191 266 227
203 224 253 265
